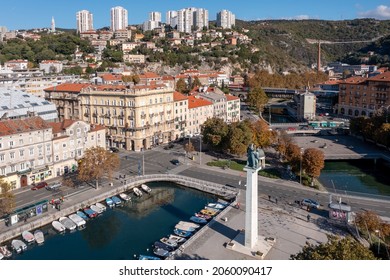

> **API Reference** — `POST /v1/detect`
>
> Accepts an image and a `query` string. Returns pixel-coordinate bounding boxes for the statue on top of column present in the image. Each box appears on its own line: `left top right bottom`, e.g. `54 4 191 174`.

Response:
246 143 259 169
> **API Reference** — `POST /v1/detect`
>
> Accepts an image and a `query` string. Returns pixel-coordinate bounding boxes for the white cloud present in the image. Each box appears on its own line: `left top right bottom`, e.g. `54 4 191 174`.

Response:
293 15 311 20
358 5 390 19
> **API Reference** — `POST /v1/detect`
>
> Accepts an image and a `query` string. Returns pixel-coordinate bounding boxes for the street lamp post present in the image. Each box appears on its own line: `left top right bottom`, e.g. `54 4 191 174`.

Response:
199 135 202 166
375 230 381 255
300 147 304 185
142 147 145 176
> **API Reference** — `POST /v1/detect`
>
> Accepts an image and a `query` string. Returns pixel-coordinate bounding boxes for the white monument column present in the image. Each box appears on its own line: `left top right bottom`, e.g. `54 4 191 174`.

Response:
243 165 261 248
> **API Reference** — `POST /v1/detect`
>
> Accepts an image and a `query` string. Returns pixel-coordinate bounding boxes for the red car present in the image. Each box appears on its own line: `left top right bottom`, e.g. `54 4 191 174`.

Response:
31 181 48 190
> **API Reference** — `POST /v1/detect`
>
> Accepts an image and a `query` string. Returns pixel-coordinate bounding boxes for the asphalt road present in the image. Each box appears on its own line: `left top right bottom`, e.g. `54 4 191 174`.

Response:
12 142 390 219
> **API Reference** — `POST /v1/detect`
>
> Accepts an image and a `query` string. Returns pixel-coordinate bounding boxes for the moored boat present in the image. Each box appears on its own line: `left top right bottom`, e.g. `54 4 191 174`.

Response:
195 212 212 220
90 204 103 214
139 254 160 260
34 230 45 245
200 209 217 216
59 217 77 231
141 184 151 193
177 221 200 229
153 247 170 258
153 241 175 252
111 196 122 206
52 220 66 233
168 234 187 244
173 228 192 238
119 193 131 201
83 208 97 218
204 206 221 213
160 237 178 248
190 216 207 224
0 252 3 260
11 239 27 253
105 198 115 208
68 214 86 229
0 245 12 258
96 202 107 211
207 202 226 210
133 187 143 197
174 223 196 232
22 230 35 243
76 210 89 221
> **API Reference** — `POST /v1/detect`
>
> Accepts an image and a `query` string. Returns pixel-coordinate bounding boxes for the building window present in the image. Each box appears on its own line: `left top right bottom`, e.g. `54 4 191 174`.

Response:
19 139 23 145
10 165 16 172
19 150 24 157
0 167 5 175
0 154 4 162
10 152 15 159
9 141 14 148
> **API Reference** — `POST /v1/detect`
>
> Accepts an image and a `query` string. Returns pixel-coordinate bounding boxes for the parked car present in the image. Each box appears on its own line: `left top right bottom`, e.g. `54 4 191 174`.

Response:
109 147 119 153
170 159 180 165
301 198 320 209
46 182 62 191
31 181 48 190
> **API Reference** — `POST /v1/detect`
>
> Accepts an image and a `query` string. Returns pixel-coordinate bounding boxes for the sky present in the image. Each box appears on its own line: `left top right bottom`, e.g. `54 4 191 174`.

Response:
2 0 390 30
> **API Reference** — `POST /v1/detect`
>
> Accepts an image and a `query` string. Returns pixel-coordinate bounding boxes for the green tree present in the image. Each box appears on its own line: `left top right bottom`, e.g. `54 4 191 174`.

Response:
184 141 195 155
201 117 229 150
77 147 120 189
291 235 377 260
176 78 187 93
191 76 202 89
0 178 15 217
224 120 252 155
246 87 268 115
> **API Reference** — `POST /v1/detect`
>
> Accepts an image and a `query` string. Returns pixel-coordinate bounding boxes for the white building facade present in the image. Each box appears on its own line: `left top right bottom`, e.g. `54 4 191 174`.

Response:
217 10 235 29
76 10 94 33
111 6 128 32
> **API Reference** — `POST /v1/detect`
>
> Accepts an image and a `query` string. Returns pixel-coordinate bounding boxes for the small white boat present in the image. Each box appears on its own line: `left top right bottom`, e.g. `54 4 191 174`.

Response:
160 237 178 248
68 214 86 229
22 230 35 243
52 220 66 233
174 223 196 232
90 204 103 214
119 193 131 201
141 184 151 193
106 198 115 208
168 234 187 244
133 187 143 197
207 202 226 210
96 202 107 211
59 217 77 231
34 230 45 245
0 246 12 258
177 221 200 229
11 240 27 253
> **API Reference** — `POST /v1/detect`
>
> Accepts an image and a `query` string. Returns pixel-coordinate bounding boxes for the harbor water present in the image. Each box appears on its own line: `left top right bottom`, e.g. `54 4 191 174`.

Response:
9 182 216 260
318 159 390 198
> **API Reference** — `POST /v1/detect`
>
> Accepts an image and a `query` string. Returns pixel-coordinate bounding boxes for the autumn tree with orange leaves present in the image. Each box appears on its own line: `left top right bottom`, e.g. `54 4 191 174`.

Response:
302 148 325 180
251 119 275 148
78 147 120 189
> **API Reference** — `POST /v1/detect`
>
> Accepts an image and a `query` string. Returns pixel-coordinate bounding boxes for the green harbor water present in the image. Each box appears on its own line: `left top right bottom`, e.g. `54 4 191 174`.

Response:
9 182 217 260
318 159 390 197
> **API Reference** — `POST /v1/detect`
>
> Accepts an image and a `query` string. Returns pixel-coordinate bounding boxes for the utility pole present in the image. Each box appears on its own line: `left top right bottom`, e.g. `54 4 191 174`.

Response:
300 147 304 185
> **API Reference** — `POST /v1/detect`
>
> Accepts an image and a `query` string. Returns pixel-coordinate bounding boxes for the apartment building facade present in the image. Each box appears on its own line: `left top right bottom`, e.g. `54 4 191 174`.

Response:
111 6 128 32
173 91 188 139
79 84 175 151
0 117 105 190
338 72 390 117
76 10 94 33
187 95 214 136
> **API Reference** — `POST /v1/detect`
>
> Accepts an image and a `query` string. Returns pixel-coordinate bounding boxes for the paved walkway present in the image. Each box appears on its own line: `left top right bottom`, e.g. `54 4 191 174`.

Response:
174 189 347 260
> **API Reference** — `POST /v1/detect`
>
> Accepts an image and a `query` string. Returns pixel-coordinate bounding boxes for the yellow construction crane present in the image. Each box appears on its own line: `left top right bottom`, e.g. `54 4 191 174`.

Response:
306 36 383 72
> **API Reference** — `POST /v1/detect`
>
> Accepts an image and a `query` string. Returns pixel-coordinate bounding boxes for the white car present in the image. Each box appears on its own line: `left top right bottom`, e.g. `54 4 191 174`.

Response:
301 198 320 209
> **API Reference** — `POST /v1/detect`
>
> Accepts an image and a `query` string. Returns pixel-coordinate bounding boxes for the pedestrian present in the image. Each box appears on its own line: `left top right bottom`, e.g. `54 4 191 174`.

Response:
275 198 278 204
236 202 240 209
307 214 311 222
268 195 271 201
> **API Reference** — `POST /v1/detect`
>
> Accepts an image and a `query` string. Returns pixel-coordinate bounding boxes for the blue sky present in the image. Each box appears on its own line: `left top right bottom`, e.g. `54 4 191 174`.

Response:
2 0 390 30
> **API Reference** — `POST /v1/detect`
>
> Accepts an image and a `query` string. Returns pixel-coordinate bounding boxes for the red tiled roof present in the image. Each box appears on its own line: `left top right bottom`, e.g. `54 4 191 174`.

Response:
101 74 123 81
139 72 160 79
173 91 188 102
226 94 239 101
0 117 50 137
47 119 77 134
188 96 213 109
367 71 390 82
44 83 90 92
341 77 367 84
